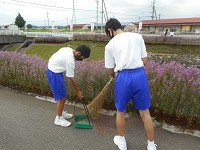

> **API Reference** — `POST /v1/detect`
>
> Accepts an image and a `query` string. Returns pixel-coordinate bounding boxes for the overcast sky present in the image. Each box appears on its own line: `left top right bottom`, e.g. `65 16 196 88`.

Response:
0 0 200 26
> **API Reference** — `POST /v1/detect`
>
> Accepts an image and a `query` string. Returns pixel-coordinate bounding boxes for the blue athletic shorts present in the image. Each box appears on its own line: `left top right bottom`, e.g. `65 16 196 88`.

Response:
114 67 150 112
46 68 67 101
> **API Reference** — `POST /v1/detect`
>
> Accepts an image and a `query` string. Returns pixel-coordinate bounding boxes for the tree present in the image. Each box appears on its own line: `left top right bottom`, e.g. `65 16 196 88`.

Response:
26 24 33 29
15 13 26 29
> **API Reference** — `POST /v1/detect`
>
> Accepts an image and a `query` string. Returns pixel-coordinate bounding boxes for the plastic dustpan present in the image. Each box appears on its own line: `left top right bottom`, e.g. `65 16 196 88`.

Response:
74 97 93 129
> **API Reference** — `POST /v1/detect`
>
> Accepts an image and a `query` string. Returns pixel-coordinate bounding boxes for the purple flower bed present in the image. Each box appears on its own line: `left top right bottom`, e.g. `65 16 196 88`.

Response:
72 33 200 45
143 35 200 45
0 51 199 128
34 36 69 43
73 33 109 42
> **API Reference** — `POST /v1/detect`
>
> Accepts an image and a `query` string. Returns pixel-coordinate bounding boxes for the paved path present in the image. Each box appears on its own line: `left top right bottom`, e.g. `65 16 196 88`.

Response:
0 86 199 150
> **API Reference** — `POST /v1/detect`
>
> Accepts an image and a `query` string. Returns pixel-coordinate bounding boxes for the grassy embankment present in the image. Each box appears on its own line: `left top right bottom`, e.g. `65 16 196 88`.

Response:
19 41 200 60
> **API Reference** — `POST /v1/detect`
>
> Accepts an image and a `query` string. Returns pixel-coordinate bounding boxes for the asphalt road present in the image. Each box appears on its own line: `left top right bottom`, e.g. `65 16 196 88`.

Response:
0 86 199 150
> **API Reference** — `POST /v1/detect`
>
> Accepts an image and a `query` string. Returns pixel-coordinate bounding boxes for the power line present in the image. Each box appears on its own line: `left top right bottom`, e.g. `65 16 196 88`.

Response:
6 0 97 12
1 0 141 17
0 0 153 25
0 1 71 12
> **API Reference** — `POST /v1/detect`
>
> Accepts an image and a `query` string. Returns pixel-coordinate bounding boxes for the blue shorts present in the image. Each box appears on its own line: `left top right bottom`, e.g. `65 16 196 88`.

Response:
114 67 150 112
46 68 67 101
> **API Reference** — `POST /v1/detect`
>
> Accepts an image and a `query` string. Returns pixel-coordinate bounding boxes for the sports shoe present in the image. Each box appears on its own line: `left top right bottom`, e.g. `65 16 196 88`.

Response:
54 116 71 127
147 140 157 150
62 111 73 119
113 135 127 150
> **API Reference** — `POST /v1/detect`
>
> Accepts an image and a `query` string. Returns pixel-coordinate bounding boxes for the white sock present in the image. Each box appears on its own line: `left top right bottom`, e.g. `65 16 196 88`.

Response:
148 140 155 145
118 135 125 140
56 116 62 119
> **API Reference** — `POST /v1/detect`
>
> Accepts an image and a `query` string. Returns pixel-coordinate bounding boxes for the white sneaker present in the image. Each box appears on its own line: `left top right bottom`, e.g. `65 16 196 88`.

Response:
62 111 73 119
54 116 71 127
147 141 157 150
113 135 127 150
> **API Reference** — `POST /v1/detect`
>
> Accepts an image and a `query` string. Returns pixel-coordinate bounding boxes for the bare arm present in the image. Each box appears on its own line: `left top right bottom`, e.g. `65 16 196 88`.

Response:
142 57 148 66
108 68 115 78
69 77 83 99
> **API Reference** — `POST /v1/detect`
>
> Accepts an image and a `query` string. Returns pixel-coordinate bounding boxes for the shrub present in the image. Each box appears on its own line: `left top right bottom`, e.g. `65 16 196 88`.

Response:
146 61 200 127
73 33 200 45
34 36 69 43
0 51 199 128
0 51 49 94
73 33 109 42
143 36 200 45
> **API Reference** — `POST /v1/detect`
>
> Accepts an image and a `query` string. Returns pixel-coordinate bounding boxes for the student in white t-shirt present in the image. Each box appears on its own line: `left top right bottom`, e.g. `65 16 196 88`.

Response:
46 45 90 127
105 18 157 150
170 29 174 36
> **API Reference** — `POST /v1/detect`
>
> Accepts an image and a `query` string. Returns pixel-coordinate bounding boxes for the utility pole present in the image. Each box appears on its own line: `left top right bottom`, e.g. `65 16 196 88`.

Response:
47 12 49 28
96 0 99 30
151 0 157 20
101 0 104 33
44 19 46 28
72 0 76 24
66 18 68 29
103 0 108 22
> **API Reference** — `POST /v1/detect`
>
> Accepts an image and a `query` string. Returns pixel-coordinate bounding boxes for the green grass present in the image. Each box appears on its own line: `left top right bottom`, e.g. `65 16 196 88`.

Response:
146 44 200 55
4 43 22 51
26 43 66 60
26 40 107 60
67 40 107 61
25 41 200 60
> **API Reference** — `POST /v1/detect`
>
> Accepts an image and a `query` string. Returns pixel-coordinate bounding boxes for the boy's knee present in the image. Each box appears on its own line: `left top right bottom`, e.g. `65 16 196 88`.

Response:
139 109 151 120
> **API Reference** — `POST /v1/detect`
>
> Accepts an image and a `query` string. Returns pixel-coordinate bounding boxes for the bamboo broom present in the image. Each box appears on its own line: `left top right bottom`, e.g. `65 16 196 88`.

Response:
87 78 114 118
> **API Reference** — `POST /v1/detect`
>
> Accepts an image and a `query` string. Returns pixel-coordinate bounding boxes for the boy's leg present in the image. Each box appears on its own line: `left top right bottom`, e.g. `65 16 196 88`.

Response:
56 97 67 116
139 109 154 141
114 110 127 150
54 96 71 127
116 110 126 136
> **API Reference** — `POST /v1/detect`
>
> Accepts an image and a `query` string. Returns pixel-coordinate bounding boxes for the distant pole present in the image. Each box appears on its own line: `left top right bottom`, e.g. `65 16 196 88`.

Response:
103 0 108 21
66 18 68 28
96 0 99 30
44 19 46 28
72 0 76 24
101 0 104 33
151 0 157 20
47 12 49 28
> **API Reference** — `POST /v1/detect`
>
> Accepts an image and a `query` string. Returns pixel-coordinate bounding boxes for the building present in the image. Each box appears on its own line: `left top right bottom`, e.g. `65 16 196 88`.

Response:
135 17 200 34
4 24 19 30
67 24 88 29
124 22 135 32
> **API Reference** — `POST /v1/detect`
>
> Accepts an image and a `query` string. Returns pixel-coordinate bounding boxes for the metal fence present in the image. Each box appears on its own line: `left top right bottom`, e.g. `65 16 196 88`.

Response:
0 29 73 39
1 29 200 38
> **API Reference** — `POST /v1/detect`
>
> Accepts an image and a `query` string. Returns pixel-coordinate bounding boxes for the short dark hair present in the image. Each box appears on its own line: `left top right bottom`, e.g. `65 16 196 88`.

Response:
105 18 122 36
76 45 91 58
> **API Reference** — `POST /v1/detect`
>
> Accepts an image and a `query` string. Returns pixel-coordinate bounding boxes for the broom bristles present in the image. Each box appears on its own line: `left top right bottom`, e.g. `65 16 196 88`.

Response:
87 78 113 118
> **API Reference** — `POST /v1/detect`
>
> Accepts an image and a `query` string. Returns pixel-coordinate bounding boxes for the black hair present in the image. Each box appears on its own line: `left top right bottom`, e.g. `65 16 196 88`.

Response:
76 45 91 58
105 18 122 37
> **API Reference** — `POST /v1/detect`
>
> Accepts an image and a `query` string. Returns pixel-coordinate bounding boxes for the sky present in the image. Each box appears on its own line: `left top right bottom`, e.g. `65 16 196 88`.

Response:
0 0 200 26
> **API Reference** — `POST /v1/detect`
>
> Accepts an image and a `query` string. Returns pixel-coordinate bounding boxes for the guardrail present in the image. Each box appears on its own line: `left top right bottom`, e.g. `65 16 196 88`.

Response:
0 29 73 39
1 29 200 38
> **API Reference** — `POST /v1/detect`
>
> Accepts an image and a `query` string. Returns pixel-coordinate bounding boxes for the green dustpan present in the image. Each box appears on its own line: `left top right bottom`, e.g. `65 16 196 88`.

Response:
74 97 93 129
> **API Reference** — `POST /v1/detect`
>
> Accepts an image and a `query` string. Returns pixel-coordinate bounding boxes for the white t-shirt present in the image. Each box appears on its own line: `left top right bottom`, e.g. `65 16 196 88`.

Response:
105 32 147 72
170 31 174 36
47 47 75 77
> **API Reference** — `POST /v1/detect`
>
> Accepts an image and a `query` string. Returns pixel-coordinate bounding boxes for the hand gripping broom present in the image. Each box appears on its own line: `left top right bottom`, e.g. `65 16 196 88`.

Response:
87 78 114 118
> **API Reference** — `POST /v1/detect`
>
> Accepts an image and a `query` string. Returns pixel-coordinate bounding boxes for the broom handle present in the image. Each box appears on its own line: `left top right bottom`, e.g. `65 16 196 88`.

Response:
82 96 92 125
108 77 113 85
